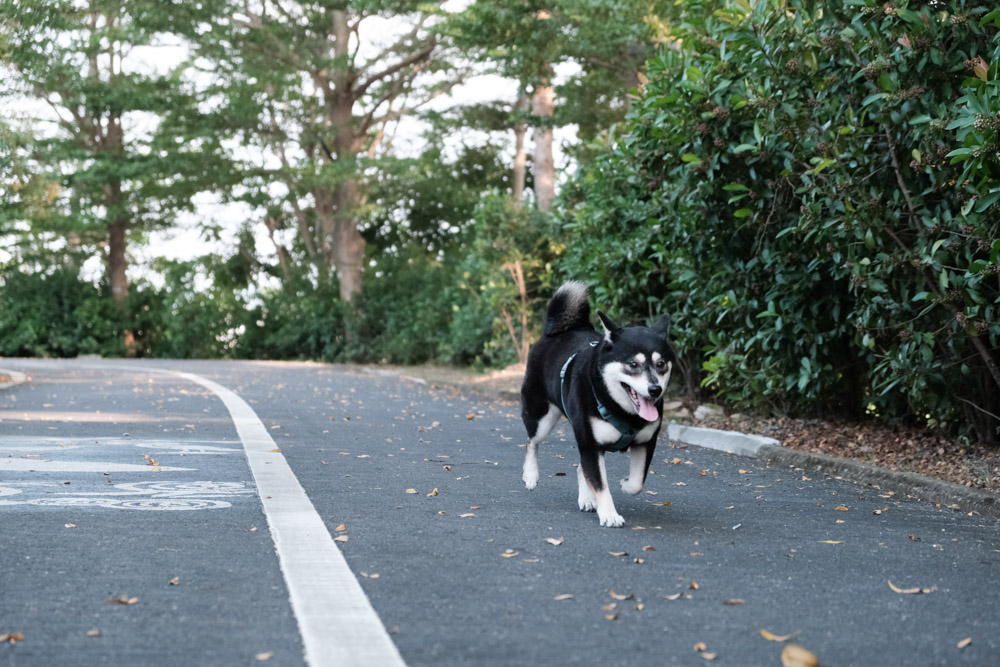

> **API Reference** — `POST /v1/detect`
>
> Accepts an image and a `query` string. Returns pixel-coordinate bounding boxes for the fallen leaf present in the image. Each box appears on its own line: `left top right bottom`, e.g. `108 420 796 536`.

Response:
957 637 972 649
501 549 519 558
427 488 439 497
609 590 633 601
459 513 476 518
553 594 574 601
817 540 844 544
605 613 619 621
672 457 683 464
601 602 617 611
652 501 672 506
65 523 76 528
256 652 274 661
405 488 418 494
641 545 656 551
781 644 819 667
674 482 687 486
466 412 476 420
690 580 699 590
801 475 812 481
334 535 349 543
633 557 645 564
169 577 180 586
738 469 749 474
761 629 800 642
608 551 627 557
545 537 565 546
86 629 101 637
700 653 718 661
0 632 25 644
723 598 745 606
887 579 930 594
269 448 281 453
694 642 707 652
664 592 682 600
834 506 849 511
110 596 139 605
334 523 347 532
699 469 708 476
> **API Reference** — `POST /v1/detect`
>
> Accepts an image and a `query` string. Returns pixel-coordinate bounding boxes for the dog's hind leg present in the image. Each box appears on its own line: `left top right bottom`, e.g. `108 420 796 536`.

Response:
578 446 624 527
522 403 561 490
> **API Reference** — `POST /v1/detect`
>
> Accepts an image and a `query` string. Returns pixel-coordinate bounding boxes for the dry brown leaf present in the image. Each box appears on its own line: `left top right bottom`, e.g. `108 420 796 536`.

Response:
722 598 745 606
761 629 799 642
334 523 347 532
169 577 180 586
887 580 930 594
601 602 617 611
700 653 718 661
110 596 138 605
65 523 76 528
609 590 633 601
957 637 972 649
459 513 476 518
269 448 281 453
817 540 844 544
738 469 749 474
466 412 476 420
427 488 439 497
545 537 565 546
256 652 274 661
834 506 849 511
781 644 819 667
0 632 25 644
641 545 656 551
633 557 645 564
334 535 349 543
86 629 101 637
664 592 682 600
672 457 683 464
553 594 574 601
608 551 627 557
690 580 699 590
501 549 519 558
605 613 619 621
405 488 418 494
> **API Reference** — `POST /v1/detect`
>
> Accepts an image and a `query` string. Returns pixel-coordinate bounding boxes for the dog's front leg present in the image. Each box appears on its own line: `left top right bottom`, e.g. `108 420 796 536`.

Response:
621 438 657 495
578 446 624 527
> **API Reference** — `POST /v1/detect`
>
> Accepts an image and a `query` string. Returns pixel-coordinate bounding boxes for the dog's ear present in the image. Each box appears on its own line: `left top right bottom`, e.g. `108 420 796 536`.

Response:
597 311 621 343
651 313 671 340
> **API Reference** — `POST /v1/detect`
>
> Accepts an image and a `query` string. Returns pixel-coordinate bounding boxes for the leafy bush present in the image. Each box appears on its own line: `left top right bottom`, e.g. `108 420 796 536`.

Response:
562 0 1000 443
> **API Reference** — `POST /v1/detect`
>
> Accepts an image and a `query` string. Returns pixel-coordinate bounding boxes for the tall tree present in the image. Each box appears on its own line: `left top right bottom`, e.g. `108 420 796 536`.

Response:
452 0 677 207
187 0 466 301
0 0 203 303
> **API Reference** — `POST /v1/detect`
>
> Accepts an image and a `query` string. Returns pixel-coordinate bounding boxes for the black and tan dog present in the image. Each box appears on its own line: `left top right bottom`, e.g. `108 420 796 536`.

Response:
520 282 675 527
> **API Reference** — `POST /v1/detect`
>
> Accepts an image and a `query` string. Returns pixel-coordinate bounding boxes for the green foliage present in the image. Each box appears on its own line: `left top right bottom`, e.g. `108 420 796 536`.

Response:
563 0 1000 442
0 266 123 357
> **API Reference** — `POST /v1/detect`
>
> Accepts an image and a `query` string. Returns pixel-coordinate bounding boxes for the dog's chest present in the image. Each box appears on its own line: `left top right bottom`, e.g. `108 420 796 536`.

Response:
589 416 660 448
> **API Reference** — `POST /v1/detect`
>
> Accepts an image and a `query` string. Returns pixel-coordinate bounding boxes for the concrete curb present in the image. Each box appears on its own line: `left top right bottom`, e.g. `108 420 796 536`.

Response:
665 422 999 520
0 369 27 390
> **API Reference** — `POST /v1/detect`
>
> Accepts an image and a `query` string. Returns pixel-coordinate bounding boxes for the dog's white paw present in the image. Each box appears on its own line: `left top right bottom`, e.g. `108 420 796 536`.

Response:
599 511 625 528
620 477 643 495
522 471 538 490
578 497 597 512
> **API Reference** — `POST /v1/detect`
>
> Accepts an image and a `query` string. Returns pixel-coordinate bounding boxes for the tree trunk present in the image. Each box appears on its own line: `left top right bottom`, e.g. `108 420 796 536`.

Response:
328 8 365 302
512 94 529 203
531 80 555 211
107 215 129 304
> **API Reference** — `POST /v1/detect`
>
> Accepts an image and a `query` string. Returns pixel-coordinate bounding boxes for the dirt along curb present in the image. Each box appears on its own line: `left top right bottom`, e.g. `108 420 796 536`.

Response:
664 423 999 520
0 369 28 390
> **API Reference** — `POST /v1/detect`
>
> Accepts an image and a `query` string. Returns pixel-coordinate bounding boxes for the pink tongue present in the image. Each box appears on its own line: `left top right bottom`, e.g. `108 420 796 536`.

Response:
637 395 659 422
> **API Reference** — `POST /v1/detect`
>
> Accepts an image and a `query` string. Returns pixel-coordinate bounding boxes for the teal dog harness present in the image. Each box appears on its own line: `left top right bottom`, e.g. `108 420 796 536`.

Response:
559 350 639 452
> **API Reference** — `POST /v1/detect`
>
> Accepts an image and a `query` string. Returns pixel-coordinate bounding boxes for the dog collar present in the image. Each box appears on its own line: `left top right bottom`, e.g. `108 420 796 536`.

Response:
560 352 638 452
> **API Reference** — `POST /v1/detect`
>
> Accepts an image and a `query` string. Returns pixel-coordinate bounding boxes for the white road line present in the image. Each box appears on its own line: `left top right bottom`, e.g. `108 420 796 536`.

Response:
150 368 406 667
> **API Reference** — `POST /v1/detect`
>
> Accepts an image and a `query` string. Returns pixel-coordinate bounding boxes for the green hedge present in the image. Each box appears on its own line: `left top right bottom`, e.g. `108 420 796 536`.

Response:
562 0 1000 443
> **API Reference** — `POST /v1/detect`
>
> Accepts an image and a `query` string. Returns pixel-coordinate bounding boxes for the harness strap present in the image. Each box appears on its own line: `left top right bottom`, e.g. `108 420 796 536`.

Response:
559 352 639 452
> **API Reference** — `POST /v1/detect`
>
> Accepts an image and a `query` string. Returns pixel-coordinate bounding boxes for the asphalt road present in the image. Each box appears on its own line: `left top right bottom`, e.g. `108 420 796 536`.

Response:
1 359 998 667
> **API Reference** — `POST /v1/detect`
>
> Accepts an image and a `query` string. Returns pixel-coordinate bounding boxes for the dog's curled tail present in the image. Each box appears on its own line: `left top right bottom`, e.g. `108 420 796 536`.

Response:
543 281 592 336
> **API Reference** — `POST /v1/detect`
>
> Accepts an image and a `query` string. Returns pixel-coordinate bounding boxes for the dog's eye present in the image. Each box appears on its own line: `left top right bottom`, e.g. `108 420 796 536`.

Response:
628 360 640 370
655 360 667 371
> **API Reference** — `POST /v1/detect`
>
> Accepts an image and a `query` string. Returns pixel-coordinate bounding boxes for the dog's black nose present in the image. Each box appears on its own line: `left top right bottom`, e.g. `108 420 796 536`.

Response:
647 384 662 398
